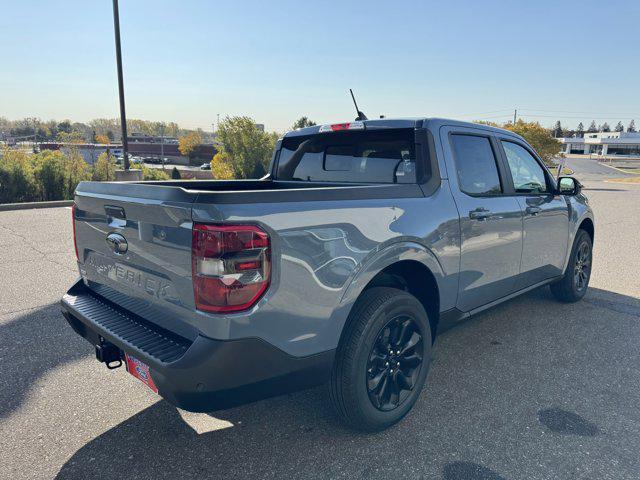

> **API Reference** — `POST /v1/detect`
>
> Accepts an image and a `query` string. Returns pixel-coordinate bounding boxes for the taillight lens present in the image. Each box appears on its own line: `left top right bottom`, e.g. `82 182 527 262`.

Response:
192 224 271 313
72 203 79 261
318 121 365 132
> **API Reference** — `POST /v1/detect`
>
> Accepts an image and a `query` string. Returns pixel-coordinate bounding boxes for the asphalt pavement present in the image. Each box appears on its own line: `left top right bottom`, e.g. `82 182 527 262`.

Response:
563 154 636 180
1 158 639 480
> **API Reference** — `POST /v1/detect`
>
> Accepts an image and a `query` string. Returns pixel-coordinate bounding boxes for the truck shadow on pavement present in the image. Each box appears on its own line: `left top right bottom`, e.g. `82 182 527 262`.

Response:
0 304 90 419
51 286 640 480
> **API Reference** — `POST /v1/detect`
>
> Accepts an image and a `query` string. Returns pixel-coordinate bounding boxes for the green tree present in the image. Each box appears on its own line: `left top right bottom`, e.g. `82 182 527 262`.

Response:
171 167 181 179
64 150 90 198
32 150 67 201
140 165 170 181
0 148 37 203
215 116 278 178
291 117 317 130
628 120 636 133
614 121 624 132
92 152 117 181
57 120 72 134
211 149 235 179
178 131 203 161
553 121 563 137
587 121 597 133
600 122 611 132
576 122 584 137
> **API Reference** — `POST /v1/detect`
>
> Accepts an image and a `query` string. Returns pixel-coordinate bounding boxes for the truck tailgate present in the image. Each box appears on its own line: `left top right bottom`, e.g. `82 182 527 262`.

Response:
73 181 198 339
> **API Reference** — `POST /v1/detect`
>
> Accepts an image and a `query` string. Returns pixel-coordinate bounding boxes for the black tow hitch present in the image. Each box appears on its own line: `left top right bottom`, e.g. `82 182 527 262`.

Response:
95 340 123 369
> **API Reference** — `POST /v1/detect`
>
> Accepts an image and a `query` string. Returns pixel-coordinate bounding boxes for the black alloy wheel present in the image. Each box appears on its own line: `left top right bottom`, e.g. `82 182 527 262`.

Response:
366 315 424 411
574 240 591 292
550 229 593 303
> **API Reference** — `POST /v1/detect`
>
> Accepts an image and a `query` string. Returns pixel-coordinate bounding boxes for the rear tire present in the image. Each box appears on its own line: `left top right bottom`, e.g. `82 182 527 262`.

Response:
329 287 432 432
550 229 592 303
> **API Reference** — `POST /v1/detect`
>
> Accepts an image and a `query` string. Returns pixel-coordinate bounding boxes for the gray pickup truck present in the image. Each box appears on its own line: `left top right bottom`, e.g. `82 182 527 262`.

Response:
61 118 594 431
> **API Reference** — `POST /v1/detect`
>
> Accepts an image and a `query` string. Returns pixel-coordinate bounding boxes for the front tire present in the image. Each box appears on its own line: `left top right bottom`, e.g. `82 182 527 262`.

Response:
550 229 593 302
329 287 432 432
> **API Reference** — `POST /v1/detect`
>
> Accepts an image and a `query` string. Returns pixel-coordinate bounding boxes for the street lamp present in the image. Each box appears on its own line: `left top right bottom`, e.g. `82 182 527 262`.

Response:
112 0 130 170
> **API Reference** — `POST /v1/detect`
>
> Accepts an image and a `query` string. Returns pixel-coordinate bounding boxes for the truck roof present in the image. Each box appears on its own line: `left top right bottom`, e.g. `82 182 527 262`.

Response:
283 117 522 141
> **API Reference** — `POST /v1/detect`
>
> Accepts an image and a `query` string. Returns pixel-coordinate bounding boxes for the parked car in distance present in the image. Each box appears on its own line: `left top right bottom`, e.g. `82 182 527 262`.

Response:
200 162 211 170
62 118 594 431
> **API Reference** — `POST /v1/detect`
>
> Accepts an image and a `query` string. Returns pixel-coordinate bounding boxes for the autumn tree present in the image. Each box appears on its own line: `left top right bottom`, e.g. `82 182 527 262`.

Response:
95 134 110 144
211 149 235 179
178 131 203 161
57 131 85 144
502 120 562 165
64 150 91 197
215 116 278 178
92 152 117 181
291 117 317 130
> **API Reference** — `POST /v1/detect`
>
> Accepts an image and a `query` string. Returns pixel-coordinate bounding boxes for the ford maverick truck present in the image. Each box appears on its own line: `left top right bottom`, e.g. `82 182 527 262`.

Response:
61 118 594 431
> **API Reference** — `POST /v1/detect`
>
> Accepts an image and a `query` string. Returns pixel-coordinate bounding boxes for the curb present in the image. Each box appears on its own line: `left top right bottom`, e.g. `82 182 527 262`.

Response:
0 200 74 212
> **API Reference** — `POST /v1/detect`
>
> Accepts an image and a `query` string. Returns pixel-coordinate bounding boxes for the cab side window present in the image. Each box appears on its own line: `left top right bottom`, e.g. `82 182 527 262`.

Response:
451 134 502 196
501 141 548 194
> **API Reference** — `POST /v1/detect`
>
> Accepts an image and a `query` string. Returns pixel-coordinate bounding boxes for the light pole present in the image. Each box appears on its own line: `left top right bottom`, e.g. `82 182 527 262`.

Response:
112 0 130 170
159 123 165 170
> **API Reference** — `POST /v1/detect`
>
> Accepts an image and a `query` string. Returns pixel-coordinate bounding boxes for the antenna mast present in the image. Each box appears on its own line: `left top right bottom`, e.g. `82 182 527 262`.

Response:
349 89 368 121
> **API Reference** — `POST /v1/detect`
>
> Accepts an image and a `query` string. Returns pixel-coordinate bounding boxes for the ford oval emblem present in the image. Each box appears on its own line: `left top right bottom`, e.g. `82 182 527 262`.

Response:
106 232 128 255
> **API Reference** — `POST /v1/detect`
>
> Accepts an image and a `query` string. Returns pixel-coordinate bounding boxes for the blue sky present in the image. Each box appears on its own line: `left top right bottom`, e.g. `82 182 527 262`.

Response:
1 0 639 132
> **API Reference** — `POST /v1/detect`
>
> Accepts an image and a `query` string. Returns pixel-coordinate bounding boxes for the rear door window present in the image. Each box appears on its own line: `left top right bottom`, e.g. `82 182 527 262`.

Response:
276 129 417 183
450 134 502 195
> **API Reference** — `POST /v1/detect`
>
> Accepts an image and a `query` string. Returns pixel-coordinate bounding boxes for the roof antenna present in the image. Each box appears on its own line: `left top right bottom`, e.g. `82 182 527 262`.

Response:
349 89 368 121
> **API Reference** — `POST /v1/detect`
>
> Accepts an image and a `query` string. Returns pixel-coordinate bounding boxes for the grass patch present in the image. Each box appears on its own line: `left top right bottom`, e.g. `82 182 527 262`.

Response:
607 176 640 183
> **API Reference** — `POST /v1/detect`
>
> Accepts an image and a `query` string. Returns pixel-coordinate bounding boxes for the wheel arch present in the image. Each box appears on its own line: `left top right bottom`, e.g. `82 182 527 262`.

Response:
339 242 444 345
579 217 594 243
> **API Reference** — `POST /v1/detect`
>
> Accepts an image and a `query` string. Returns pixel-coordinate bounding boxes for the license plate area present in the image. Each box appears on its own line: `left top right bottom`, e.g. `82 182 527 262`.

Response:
125 353 158 394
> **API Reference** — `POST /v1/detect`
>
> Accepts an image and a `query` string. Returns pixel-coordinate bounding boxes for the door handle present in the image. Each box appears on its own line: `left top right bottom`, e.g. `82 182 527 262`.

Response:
469 207 491 220
526 206 541 216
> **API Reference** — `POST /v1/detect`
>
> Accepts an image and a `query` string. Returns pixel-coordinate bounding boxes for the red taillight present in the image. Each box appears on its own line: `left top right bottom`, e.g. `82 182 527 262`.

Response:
192 224 271 313
72 203 79 261
319 121 365 133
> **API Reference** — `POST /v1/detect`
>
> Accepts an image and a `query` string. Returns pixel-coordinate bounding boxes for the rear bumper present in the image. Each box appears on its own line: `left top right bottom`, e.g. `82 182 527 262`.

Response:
61 280 334 412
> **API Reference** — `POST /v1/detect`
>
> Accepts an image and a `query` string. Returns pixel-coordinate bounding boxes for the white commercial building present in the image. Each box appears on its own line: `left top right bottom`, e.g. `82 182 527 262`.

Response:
559 131 640 156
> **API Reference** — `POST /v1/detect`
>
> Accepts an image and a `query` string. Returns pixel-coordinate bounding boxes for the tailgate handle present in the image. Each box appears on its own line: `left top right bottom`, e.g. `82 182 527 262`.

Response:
104 205 126 220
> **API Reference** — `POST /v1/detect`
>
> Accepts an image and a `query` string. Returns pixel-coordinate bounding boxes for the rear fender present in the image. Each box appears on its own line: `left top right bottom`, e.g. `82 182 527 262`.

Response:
333 241 445 340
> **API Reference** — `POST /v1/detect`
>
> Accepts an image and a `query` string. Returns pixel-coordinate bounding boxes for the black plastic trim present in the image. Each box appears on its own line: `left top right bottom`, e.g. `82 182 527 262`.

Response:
193 182 425 204
62 282 192 364
61 280 336 411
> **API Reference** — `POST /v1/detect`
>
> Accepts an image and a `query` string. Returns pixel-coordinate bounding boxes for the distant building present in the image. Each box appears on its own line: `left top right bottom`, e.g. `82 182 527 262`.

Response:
39 141 217 166
128 133 178 144
559 131 640 156
39 142 122 165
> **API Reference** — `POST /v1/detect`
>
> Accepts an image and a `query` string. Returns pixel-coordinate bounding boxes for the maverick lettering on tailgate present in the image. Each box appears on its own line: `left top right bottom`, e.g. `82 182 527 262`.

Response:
85 254 179 302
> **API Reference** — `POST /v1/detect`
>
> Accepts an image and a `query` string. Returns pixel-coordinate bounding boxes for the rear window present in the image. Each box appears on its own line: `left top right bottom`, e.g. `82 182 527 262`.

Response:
276 129 417 184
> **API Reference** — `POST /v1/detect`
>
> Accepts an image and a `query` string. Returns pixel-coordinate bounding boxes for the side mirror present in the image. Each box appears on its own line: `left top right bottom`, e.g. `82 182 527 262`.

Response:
557 176 582 196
